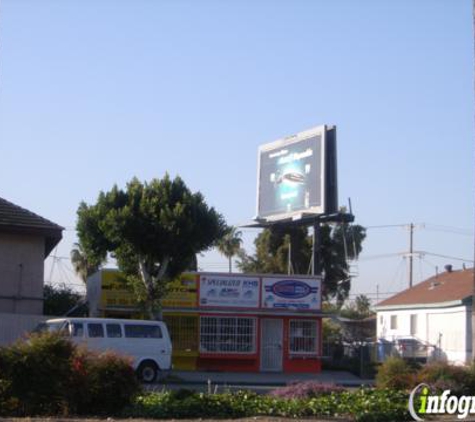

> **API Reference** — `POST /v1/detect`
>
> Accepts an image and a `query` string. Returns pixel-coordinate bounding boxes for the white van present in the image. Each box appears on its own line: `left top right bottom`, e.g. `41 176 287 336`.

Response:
37 317 172 383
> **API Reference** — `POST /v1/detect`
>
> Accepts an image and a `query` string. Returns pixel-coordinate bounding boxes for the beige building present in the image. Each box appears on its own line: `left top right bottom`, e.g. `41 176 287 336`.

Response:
0 197 63 315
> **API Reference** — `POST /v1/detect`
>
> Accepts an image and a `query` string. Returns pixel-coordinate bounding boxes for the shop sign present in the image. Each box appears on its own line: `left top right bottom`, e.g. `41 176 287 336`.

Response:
100 271 136 308
199 275 260 308
262 278 321 310
162 273 198 308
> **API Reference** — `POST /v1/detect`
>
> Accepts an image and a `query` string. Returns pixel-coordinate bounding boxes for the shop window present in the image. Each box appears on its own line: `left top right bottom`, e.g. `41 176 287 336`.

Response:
164 315 199 352
200 316 256 354
289 320 317 354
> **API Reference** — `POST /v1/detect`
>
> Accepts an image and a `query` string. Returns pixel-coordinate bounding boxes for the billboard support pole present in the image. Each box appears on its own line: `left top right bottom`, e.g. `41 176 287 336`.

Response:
312 217 322 276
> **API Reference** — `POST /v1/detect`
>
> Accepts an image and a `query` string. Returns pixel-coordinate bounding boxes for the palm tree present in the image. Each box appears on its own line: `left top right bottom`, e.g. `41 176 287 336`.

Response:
217 227 243 273
70 242 102 284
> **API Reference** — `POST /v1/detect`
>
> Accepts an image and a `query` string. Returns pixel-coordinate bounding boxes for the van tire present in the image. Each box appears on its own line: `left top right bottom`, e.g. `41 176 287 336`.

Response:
137 361 159 383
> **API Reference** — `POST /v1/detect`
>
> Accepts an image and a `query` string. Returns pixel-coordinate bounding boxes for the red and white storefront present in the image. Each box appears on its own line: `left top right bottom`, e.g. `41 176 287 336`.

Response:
88 270 323 373
194 273 323 373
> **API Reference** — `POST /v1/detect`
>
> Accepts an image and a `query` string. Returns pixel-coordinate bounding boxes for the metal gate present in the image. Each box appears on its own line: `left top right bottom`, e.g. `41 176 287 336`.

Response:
260 319 283 371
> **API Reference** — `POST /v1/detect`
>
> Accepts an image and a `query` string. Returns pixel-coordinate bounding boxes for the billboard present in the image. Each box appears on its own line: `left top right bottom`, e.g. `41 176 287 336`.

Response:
262 277 322 311
256 125 337 222
199 274 260 308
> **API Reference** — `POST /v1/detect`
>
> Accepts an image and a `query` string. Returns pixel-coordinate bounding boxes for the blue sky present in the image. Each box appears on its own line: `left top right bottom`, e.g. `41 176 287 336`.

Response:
0 0 473 303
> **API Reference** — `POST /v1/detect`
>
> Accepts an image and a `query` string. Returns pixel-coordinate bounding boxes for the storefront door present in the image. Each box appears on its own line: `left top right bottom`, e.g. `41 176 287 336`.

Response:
260 319 283 371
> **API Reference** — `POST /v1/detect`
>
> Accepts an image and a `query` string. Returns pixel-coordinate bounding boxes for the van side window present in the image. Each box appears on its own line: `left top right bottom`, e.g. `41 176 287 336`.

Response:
106 324 122 338
124 324 162 339
72 323 84 337
88 323 104 338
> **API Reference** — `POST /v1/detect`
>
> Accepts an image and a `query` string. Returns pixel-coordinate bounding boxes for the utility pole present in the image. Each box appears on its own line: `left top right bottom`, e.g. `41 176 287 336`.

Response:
312 218 322 276
409 223 414 288
287 236 292 275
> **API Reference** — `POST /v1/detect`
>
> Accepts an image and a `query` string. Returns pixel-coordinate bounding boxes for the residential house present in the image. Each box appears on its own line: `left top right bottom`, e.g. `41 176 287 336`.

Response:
0 197 63 344
374 267 473 365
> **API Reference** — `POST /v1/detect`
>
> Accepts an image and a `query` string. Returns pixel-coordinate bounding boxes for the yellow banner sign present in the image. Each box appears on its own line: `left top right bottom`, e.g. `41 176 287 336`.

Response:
100 271 136 308
162 273 198 308
99 270 197 309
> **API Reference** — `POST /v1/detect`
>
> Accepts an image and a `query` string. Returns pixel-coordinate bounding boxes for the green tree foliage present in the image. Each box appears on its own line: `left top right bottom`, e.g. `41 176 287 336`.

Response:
238 223 366 304
43 284 82 316
339 294 373 319
76 175 226 318
216 226 243 272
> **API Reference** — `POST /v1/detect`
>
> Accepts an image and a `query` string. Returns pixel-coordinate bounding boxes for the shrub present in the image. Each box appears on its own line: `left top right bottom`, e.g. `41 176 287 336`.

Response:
269 381 346 399
124 388 412 421
75 349 140 415
0 331 76 415
375 356 415 390
0 332 141 416
417 361 475 396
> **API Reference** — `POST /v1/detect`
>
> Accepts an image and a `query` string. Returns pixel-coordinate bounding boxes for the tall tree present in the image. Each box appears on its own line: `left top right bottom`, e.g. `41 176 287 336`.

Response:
76 175 226 319
70 242 103 284
238 223 366 306
216 226 243 272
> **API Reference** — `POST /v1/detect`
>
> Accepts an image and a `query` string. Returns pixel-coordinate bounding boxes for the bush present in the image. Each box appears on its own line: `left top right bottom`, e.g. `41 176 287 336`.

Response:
269 381 346 399
75 349 140 415
417 361 475 396
0 331 76 415
124 388 412 422
0 332 141 416
375 356 416 390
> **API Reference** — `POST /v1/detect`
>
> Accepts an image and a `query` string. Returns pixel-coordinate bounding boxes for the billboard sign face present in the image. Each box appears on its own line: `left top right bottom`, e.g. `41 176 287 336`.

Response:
262 277 322 311
256 125 337 221
199 274 260 308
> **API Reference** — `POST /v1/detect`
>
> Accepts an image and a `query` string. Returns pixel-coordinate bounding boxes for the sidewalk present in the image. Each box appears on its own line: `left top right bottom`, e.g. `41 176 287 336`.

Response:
166 370 374 387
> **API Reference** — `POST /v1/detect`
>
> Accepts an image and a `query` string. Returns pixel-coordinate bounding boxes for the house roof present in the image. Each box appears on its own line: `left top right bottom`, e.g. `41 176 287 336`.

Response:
0 196 63 256
376 268 474 309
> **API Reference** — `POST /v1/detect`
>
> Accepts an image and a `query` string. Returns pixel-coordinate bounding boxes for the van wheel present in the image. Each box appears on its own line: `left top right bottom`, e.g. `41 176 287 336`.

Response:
137 361 159 383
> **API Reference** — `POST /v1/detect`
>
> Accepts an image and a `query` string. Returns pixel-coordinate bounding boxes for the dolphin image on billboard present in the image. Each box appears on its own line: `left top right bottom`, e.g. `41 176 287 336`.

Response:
257 126 333 221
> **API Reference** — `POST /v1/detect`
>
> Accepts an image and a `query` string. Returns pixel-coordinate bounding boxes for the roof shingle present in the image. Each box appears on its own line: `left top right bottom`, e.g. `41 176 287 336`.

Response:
0 197 63 256
377 269 474 308
0 197 63 232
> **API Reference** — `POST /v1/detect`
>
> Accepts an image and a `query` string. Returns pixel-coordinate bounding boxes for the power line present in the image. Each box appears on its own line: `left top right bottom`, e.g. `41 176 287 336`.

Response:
420 251 474 264
364 223 414 229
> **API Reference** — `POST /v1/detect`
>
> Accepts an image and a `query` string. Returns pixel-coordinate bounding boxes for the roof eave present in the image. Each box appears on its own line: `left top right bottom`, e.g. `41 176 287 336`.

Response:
0 225 64 258
374 299 469 312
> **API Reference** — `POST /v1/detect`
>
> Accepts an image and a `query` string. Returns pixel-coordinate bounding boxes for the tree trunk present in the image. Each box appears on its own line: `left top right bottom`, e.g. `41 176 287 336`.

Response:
229 256 232 273
138 257 169 320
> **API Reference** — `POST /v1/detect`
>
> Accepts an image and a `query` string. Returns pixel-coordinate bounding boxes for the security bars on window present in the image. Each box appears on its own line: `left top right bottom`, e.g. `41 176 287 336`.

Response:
164 315 199 351
289 320 317 354
200 316 256 354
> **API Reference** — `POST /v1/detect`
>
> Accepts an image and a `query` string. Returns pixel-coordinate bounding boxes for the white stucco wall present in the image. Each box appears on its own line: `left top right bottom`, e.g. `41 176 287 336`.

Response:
377 304 471 365
0 233 45 314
